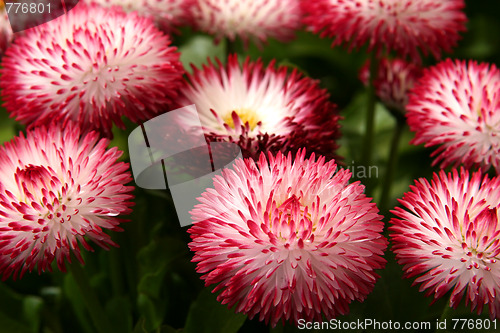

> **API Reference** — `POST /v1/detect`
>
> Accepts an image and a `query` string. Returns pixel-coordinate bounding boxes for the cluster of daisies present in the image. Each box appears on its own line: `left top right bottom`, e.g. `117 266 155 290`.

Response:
0 0 499 329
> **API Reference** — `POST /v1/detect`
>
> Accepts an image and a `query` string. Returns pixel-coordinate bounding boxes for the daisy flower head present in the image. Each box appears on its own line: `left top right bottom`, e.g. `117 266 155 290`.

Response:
176 55 341 160
189 150 387 326
0 124 134 280
359 58 422 112
303 0 467 60
0 3 184 137
189 0 302 46
406 59 500 173
390 169 500 318
83 0 193 33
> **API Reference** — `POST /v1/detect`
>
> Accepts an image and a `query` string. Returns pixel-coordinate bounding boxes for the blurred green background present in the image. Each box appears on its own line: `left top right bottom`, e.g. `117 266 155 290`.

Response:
1 0 500 332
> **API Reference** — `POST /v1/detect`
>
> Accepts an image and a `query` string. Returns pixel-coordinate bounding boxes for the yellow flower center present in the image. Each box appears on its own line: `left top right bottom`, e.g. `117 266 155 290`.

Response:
223 108 260 130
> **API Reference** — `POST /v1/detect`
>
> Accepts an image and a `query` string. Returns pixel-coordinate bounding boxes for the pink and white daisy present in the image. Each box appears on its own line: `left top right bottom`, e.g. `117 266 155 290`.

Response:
406 59 500 173
176 55 341 160
189 150 387 326
83 0 192 33
0 124 134 280
189 0 302 46
359 58 422 112
0 3 184 137
303 0 467 60
390 168 500 318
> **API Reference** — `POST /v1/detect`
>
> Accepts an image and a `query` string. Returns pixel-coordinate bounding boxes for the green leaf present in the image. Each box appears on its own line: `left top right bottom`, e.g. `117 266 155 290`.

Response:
0 282 42 333
63 273 95 333
0 282 26 324
159 325 182 333
106 296 133 333
136 236 189 331
132 317 149 333
0 311 32 333
108 124 130 161
184 288 247 333
23 296 44 333
178 36 226 72
137 236 188 298
137 293 164 332
0 106 17 145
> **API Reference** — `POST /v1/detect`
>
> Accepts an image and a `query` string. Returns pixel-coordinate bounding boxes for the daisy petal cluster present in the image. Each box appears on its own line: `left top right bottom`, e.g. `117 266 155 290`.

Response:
0 3 184 137
303 0 467 60
359 58 422 112
189 0 302 46
390 169 500 318
189 150 387 326
177 55 341 160
0 124 134 280
83 0 193 33
407 59 500 173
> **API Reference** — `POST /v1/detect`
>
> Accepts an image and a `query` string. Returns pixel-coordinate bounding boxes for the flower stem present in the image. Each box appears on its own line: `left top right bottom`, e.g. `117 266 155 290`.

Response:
361 52 379 172
68 259 115 333
379 116 405 214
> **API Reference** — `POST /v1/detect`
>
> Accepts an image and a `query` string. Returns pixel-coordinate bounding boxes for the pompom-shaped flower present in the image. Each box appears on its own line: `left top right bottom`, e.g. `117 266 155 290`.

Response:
390 169 500 318
189 0 302 45
0 124 134 280
0 4 184 137
407 59 500 173
303 0 467 60
177 55 341 160
189 150 387 326
359 58 422 112
83 0 192 33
